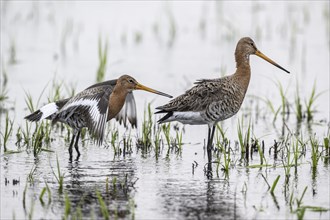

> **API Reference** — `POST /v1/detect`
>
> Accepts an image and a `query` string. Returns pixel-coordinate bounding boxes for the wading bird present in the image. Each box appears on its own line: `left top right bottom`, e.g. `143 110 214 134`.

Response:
25 75 172 160
156 37 290 178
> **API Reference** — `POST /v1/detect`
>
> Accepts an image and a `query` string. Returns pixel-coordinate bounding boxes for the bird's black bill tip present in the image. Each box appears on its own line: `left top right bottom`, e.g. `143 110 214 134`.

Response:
255 50 290 74
274 63 290 74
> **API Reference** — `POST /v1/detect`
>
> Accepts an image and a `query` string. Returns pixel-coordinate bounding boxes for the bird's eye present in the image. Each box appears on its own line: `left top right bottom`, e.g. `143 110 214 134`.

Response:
129 79 134 83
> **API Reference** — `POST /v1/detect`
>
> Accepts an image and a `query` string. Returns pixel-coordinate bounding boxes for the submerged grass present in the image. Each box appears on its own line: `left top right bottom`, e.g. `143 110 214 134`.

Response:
270 175 280 195
141 103 153 148
96 190 109 220
305 81 324 122
175 128 183 154
162 123 171 158
1 112 13 152
51 155 64 194
154 127 161 160
260 80 327 124
110 129 119 155
64 193 71 220
282 137 294 183
255 139 266 165
260 80 289 123
294 84 303 122
32 122 45 156
222 148 231 178
310 135 321 174
39 182 51 206
290 186 308 220
237 117 251 159
276 80 289 121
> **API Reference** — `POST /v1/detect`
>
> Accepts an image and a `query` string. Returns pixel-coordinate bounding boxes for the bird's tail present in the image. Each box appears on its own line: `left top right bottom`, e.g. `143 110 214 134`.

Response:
25 102 59 122
155 110 173 123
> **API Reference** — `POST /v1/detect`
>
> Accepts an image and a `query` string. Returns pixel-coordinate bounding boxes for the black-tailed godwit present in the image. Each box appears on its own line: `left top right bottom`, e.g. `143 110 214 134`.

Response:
25 75 172 160
156 37 290 178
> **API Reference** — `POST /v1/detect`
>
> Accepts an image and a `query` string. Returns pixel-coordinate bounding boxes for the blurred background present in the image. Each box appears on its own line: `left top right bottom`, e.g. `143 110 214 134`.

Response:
1 1 329 119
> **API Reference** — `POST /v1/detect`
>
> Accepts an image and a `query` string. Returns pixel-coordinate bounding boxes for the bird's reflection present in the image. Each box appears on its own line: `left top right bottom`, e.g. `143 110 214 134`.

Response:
159 178 239 219
51 157 137 218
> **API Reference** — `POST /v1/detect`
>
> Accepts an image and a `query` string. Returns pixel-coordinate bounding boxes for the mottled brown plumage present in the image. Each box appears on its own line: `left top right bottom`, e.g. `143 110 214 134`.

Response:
156 37 290 178
25 75 172 160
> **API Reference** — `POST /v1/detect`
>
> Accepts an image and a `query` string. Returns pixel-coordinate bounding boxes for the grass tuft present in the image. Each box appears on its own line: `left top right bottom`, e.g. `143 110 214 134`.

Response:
1 112 13 152
237 117 251 158
305 81 324 122
270 175 280 195
96 36 108 83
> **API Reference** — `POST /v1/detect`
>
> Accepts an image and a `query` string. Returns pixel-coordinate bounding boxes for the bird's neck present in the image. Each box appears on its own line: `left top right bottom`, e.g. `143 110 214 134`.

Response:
234 52 251 92
235 49 250 70
108 85 129 120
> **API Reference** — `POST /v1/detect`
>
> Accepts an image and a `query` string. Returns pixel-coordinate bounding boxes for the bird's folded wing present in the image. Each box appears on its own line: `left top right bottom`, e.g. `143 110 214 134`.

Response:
115 92 137 128
157 79 225 112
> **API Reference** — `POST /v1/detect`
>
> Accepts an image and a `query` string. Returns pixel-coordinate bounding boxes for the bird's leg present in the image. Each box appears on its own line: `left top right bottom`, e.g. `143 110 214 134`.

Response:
74 130 81 160
206 125 216 179
69 133 76 161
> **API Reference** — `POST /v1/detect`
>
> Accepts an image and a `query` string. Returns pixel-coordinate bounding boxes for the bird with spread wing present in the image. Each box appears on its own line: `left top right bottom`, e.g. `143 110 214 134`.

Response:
25 75 172 160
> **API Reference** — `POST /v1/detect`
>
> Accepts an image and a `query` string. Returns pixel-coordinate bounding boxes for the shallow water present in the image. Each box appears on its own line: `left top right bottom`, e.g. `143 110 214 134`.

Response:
1 1 330 219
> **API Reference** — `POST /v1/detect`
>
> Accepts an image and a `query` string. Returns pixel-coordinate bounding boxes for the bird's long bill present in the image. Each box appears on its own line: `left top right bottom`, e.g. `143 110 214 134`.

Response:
255 50 290 74
135 83 173 98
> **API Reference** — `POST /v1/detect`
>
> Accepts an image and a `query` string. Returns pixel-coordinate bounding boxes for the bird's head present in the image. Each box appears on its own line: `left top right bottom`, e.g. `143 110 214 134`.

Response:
236 37 290 74
117 75 172 98
237 37 259 56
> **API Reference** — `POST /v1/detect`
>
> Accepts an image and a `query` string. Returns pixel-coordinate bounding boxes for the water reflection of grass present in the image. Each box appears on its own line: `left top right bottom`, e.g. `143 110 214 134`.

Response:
51 155 65 194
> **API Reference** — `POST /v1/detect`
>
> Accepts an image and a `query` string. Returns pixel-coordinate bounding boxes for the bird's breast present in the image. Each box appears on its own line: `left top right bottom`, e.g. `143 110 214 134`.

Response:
108 92 126 120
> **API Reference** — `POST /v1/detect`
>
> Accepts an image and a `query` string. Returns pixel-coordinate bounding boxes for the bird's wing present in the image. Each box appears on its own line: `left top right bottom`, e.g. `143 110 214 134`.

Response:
86 79 117 89
156 77 230 112
115 92 137 128
54 85 112 144
87 79 137 128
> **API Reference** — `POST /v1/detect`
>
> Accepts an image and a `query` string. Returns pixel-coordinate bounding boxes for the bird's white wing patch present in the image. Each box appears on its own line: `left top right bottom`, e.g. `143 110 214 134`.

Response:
61 98 108 143
63 98 99 121
40 102 59 120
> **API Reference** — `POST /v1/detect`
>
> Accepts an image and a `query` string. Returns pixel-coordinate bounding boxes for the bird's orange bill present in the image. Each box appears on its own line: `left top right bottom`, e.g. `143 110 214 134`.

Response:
255 50 290 74
136 83 173 98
